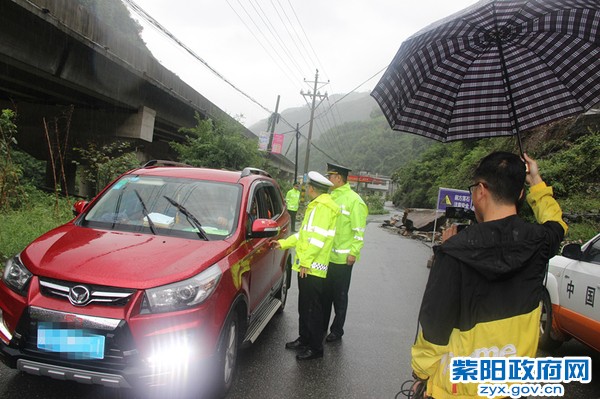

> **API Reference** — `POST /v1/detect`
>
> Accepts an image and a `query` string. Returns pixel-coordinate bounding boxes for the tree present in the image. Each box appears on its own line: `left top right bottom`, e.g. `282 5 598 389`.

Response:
0 109 23 210
171 114 270 171
75 0 151 54
73 140 140 196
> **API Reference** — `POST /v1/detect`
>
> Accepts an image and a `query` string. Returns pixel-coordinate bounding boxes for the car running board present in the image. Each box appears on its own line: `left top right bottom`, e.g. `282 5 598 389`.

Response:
243 297 282 344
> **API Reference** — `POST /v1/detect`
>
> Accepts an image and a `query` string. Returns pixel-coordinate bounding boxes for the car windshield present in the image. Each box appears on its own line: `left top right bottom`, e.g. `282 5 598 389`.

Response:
81 175 241 240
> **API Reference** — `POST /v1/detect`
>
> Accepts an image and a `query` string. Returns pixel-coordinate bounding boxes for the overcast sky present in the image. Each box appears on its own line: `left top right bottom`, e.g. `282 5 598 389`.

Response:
127 0 479 129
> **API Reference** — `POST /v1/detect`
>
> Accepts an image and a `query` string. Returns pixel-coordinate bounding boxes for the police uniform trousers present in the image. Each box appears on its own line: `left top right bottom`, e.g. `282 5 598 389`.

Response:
288 210 297 232
297 273 325 351
323 262 353 337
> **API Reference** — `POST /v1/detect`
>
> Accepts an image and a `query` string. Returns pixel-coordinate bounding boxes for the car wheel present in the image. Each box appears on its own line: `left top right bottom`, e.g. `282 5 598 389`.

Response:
539 289 562 350
275 259 289 314
215 312 239 398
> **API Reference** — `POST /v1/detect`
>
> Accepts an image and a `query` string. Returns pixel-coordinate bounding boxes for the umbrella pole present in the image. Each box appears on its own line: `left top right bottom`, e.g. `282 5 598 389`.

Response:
493 5 524 158
499 56 525 157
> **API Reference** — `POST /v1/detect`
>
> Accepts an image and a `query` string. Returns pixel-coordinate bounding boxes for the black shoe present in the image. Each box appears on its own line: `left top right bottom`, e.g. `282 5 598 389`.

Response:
285 338 308 350
326 332 342 342
296 348 323 360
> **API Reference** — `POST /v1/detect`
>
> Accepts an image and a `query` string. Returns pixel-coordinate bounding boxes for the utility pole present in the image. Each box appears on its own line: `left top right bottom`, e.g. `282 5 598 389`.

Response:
301 69 328 179
267 95 280 152
294 123 300 183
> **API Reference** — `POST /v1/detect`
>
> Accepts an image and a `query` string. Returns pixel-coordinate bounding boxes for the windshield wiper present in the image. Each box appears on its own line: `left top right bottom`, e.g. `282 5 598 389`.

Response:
163 195 209 241
134 189 157 235
112 185 126 229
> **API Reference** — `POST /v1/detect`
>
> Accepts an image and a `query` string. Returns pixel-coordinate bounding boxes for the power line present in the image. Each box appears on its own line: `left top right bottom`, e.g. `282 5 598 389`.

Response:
269 0 314 73
285 0 327 76
314 65 388 122
246 0 308 78
123 0 272 115
225 0 299 87
125 0 344 166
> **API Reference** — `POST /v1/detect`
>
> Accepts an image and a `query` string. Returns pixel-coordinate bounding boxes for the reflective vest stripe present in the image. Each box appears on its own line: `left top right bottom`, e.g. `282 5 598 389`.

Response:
312 226 336 237
333 249 351 254
306 208 316 230
306 208 335 237
311 262 328 271
309 237 325 248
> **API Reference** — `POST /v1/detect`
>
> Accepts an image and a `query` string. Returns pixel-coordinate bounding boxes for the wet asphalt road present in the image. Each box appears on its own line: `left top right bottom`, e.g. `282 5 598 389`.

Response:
1 210 598 398
226 213 432 399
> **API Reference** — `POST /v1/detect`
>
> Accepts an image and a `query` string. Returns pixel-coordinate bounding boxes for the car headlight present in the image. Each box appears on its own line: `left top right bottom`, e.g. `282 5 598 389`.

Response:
142 264 222 313
2 254 32 296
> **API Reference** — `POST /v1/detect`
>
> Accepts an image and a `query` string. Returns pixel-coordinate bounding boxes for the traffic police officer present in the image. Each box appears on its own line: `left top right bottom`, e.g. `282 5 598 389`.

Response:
285 182 301 232
324 163 368 342
271 171 340 360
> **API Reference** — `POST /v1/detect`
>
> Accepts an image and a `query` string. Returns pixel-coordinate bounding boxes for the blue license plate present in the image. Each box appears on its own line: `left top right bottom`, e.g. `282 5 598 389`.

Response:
37 325 105 360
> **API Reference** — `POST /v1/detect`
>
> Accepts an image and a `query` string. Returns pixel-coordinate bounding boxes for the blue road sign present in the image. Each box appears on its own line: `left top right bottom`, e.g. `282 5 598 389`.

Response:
437 187 472 212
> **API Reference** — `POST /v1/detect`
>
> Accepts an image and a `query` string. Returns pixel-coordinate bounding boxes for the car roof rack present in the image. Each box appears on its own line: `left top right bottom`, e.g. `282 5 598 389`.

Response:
240 167 271 178
142 160 191 168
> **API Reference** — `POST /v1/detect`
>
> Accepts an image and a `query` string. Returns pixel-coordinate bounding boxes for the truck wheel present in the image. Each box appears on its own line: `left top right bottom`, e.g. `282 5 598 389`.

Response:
539 289 562 350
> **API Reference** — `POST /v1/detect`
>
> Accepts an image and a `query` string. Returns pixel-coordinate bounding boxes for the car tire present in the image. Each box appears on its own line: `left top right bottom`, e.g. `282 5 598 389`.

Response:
275 258 289 314
539 289 562 350
214 311 239 398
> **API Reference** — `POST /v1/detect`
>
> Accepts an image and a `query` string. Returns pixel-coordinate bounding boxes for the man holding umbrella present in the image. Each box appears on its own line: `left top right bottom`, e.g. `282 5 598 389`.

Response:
411 152 567 398
323 163 368 342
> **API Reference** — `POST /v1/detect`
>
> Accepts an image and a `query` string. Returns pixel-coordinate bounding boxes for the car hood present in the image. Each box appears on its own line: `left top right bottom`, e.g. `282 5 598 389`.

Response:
21 224 232 289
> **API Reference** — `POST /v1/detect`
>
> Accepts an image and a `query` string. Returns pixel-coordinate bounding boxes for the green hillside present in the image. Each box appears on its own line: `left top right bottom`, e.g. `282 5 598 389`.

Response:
309 109 600 241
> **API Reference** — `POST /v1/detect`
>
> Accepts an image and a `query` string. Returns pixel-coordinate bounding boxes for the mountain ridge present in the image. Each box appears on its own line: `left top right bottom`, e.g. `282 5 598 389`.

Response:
248 91 382 158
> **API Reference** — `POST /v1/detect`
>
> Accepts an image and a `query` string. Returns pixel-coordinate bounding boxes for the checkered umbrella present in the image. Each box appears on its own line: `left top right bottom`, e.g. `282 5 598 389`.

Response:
371 0 600 153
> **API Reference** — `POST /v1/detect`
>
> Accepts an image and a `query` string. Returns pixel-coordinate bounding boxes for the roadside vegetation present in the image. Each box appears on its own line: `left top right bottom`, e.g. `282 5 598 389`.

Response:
312 112 599 243
390 124 599 242
0 110 275 263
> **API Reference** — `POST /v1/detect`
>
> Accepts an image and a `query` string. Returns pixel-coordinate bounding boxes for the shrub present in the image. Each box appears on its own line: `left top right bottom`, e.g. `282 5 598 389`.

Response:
364 194 386 215
0 187 72 262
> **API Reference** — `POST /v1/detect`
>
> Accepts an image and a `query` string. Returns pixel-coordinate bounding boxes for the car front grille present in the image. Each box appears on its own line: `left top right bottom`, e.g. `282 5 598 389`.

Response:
39 278 135 307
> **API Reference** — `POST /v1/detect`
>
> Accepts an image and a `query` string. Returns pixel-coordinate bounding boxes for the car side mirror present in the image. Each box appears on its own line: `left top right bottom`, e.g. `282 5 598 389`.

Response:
72 200 89 216
561 243 583 260
249 218 280 238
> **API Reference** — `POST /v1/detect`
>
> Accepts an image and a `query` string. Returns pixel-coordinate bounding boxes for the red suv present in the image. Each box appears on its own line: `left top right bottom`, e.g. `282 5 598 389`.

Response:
0 163 291 396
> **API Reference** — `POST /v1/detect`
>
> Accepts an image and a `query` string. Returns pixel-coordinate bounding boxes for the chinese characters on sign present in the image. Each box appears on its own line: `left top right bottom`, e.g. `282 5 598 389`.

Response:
258 131 269 151
437 188 472 212
271 134 284 154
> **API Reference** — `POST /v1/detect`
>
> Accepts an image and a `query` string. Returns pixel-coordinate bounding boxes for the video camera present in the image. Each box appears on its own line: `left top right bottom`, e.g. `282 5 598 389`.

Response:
445 206 476 232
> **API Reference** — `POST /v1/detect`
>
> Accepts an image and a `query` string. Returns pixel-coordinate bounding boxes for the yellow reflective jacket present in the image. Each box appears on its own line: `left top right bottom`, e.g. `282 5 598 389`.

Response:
412 182 567 399
278 193 339 278
330 183 368 264
285 188 300 212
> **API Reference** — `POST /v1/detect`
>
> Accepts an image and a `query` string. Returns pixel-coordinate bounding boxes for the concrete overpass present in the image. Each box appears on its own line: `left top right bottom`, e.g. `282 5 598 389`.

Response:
0 0 294 193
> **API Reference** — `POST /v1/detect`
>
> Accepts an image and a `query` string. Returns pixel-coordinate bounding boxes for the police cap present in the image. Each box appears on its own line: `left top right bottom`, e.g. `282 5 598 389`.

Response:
326 162 352 178
307 171 333 191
